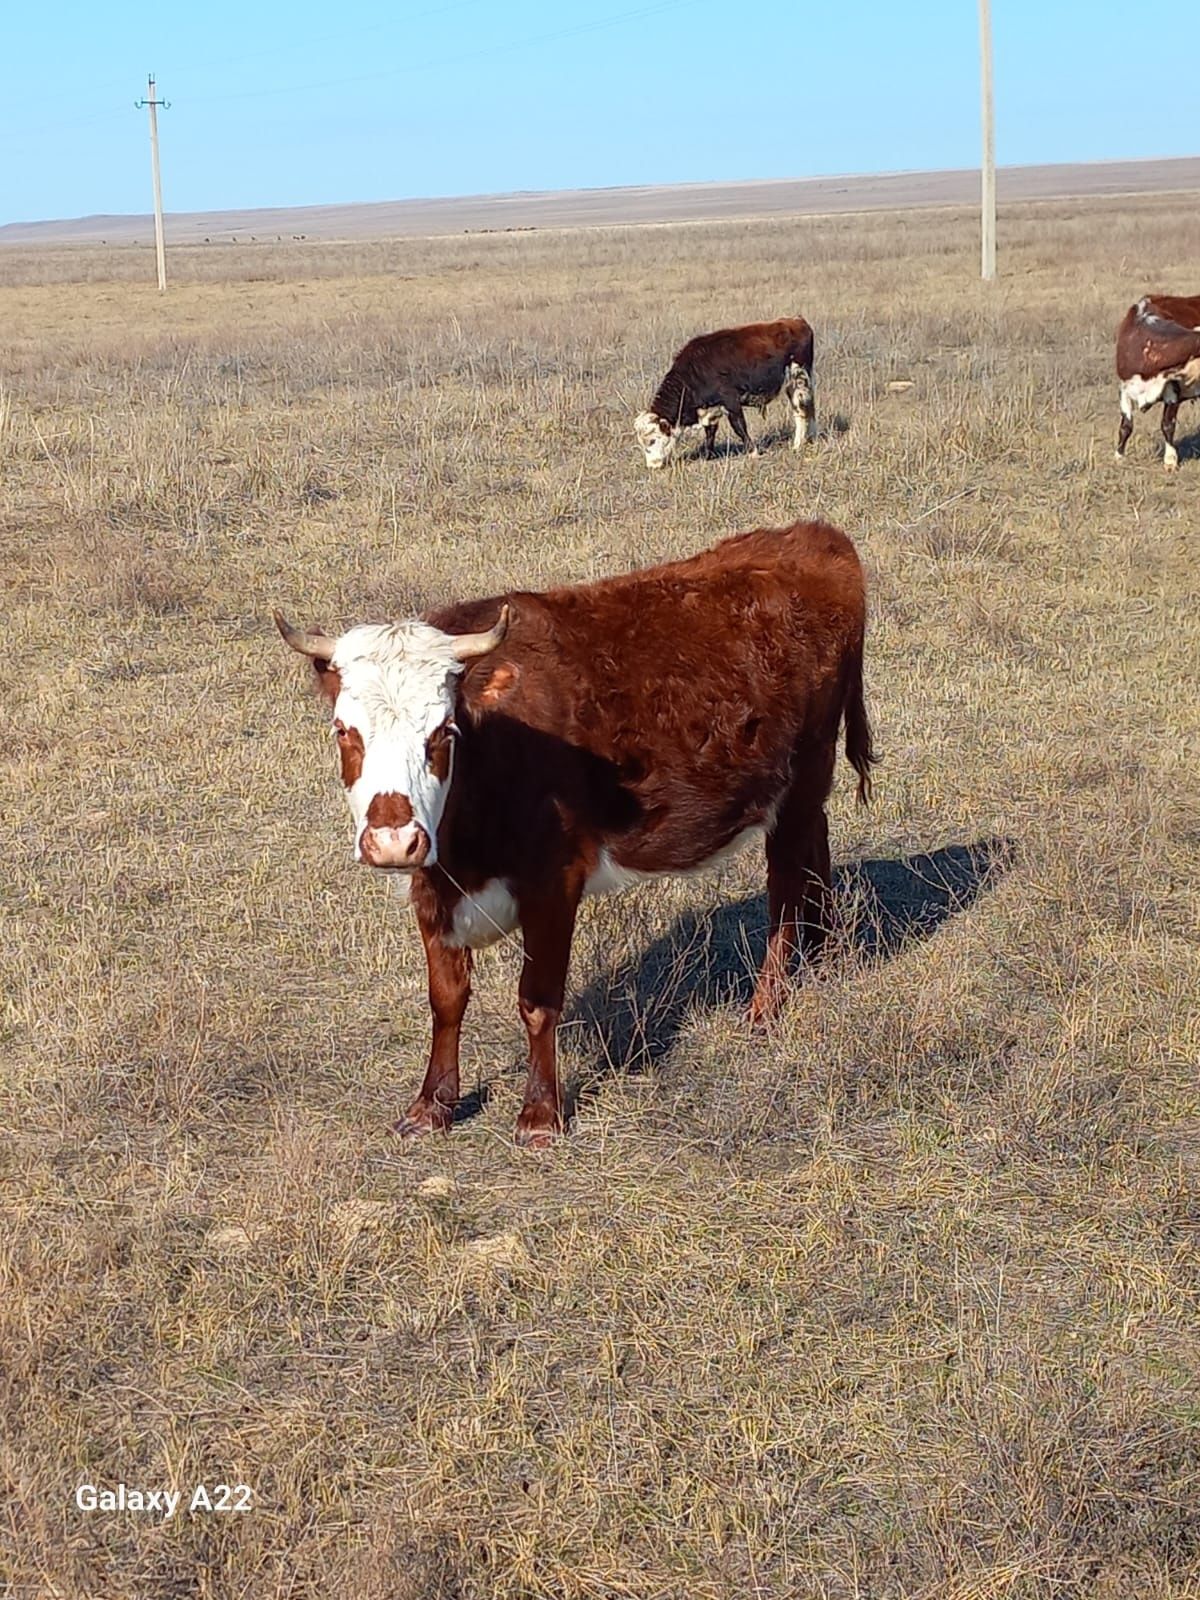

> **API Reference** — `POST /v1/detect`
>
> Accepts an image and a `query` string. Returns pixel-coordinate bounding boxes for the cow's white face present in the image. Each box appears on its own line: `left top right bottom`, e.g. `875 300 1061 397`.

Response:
328 622 463 870
276 604 509 871
635 410 677 470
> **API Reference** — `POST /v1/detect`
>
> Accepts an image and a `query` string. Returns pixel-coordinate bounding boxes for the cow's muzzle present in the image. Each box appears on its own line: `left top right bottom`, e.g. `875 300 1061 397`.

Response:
359 822 431 870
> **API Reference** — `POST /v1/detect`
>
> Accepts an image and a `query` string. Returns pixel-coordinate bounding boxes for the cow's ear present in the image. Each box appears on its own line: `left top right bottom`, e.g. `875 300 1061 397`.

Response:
463 660 520 717
312 660 341 704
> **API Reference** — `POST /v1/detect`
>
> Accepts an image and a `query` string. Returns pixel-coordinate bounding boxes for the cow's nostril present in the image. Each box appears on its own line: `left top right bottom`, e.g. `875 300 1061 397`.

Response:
360 824 430 870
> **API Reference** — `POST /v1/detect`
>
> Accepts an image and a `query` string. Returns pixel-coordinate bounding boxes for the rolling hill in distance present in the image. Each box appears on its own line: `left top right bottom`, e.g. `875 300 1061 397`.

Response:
3 155 1198 245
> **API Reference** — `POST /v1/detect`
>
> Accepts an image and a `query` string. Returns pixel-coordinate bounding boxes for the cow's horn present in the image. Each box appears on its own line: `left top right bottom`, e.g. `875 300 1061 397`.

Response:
450 604 510 662
274 611 337 660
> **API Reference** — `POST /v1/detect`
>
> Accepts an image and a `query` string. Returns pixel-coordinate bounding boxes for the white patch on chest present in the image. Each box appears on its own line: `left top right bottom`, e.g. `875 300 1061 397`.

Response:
446 878 520 949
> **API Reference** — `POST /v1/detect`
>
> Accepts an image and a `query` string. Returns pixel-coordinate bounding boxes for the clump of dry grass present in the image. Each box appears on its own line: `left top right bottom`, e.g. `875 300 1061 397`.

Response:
1 196 1199 1599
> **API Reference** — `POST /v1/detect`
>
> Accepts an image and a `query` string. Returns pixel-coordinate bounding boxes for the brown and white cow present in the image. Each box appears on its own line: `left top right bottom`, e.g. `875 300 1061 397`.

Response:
1116 294 1200 471
276 520 873 1147
635 317 816 469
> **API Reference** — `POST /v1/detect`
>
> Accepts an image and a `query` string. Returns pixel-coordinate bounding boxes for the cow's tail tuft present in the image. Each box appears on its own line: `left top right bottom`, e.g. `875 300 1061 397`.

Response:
843 635 877 805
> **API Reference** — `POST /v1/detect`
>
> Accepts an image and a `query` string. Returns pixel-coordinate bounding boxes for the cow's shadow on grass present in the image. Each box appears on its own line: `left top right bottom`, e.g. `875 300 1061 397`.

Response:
767 411 850 448
1173 425 1200 464
450 1083 491 1126
562 837 1013 1112
697 411 851 461
1121 419 1200 466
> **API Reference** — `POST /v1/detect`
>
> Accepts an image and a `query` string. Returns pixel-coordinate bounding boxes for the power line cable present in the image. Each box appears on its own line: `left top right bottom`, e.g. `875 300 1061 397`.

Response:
186 0 697 106
177 0 490 88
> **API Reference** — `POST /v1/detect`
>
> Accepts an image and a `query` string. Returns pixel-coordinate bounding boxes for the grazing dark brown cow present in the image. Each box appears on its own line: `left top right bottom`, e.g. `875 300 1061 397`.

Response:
276 520 873 1147
1116 294 1200 471
635 317 816 468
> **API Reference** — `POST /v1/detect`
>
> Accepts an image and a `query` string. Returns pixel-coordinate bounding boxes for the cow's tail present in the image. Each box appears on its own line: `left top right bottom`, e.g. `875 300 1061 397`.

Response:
843 633 876 805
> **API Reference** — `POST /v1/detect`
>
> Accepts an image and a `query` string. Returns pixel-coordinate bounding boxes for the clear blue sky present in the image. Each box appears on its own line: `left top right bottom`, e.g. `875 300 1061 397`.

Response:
0 0 1193 226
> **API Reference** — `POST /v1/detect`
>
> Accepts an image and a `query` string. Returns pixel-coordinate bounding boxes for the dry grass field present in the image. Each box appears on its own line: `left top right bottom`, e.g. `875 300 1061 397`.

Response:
2 195 1199 1599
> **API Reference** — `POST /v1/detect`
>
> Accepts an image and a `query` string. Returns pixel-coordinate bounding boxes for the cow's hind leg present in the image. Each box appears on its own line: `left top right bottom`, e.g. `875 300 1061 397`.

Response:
394 930 471 1136
1115 385 1135 460
750 776 834 1027
1162 387 1181 471
786 362 817 451
514 873 583 1147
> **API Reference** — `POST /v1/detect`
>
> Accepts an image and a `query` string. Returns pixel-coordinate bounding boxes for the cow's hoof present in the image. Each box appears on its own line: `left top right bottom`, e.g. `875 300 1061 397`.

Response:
1164 456 1180 474
747 993 782 1030
1114 449 1126 462
392 1099 454 1138
514 1113 562 1150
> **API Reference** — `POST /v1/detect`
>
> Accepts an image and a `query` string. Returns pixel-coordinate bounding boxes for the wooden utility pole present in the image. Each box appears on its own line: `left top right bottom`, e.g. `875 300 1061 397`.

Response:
979 0 996 279
135 75 169 291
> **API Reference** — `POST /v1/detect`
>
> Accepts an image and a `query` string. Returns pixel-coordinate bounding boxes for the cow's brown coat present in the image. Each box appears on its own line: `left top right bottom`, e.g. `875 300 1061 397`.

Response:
1115 294 1200 468
643 317 816 459
289 520 874 1146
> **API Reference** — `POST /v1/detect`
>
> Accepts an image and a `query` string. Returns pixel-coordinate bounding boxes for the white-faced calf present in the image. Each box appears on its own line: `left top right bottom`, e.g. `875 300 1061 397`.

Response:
635 317 816 468
276 520 874 1147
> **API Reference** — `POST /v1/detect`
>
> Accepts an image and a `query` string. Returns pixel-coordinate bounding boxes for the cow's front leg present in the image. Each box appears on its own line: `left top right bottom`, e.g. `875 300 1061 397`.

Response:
1115 385 1134 459
697 406 722 458
725 401 758 457
514 873 583 1147
393 924 472 1137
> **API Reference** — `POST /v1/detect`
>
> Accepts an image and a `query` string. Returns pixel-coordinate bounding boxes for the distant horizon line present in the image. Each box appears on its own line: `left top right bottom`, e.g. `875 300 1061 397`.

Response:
4 154 1198 241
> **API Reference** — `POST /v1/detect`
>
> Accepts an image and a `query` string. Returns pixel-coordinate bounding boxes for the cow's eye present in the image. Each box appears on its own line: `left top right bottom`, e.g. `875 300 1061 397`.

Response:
425 723 457 773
